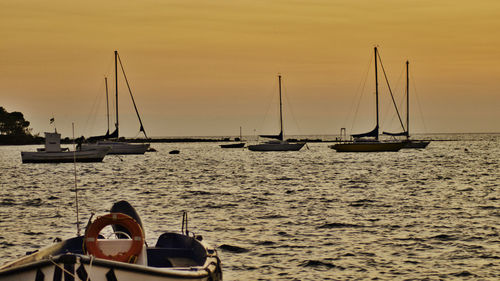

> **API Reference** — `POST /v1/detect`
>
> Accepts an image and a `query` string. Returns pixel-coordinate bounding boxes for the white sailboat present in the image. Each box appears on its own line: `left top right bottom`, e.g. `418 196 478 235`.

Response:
82 51 150 155
21 132 109 163
248 75 305 152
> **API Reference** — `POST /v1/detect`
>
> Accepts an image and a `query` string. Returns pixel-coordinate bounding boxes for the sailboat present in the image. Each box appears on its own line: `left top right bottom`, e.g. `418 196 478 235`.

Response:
330 47 406 152
384 61 430 149
248 75 306 152
82 51 150 154
220 126 245 148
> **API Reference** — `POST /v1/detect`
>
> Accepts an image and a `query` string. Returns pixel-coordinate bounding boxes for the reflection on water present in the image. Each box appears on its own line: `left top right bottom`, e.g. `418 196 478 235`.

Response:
0 134 499 280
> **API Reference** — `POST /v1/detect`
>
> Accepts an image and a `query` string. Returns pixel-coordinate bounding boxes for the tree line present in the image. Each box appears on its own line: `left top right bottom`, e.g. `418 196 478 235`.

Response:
0 106 42 145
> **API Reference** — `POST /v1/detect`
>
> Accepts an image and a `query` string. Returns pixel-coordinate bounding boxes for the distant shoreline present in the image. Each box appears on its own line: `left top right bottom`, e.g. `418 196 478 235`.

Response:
2 132 498 146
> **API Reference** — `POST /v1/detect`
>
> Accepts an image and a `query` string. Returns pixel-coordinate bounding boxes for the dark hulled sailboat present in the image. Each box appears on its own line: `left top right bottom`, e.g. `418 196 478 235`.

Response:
330 47 405 152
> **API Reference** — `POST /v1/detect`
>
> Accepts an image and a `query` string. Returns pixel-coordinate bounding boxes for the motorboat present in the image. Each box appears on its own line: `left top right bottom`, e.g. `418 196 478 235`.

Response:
21 132 109 163
0 201 222 281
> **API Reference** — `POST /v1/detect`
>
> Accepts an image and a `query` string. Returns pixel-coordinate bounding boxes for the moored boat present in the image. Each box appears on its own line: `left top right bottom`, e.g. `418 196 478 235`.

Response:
330 140 405 152
331 47 405 153
82 141 150 155
220 142 245 149
0 201 222 281
403 139 430 149
21 132 109 163
248 140 304 151
82 51 151 155
220 127 245 148
248 75 305 152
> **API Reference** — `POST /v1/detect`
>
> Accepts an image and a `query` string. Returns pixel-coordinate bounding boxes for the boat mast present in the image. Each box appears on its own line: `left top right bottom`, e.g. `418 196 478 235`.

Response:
278 74 284 141
374 47 379 141
406 60 410 139
114 50 119 137
105 77 110 134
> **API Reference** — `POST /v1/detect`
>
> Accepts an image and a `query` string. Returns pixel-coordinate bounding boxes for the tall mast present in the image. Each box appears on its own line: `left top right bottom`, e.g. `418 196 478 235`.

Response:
374 47 379 141
278 74 284 141
114 50 119 137
105 77 110 134
406 60 410 139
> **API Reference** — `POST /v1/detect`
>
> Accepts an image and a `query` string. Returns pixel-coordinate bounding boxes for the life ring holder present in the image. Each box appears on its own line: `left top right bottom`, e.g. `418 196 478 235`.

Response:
84 213 144 263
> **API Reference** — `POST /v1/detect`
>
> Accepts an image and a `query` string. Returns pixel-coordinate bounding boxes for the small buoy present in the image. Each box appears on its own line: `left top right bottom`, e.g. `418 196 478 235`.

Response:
169 150 180 154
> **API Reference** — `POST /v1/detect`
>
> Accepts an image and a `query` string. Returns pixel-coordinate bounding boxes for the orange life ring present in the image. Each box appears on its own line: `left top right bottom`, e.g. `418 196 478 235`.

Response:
84 213 144 263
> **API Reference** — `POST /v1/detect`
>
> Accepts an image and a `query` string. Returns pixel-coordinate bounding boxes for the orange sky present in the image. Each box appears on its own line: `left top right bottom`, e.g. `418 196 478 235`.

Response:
1 0 499 137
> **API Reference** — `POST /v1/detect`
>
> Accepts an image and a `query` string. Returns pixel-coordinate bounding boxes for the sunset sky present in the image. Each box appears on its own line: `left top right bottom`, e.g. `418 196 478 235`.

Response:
1 0 499 138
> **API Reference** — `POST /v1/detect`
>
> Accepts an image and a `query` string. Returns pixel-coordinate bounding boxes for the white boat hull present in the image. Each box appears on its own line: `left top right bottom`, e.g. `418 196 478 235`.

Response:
21 149 108 163
0 254 220 281
82 142 149 155
248 142 305 151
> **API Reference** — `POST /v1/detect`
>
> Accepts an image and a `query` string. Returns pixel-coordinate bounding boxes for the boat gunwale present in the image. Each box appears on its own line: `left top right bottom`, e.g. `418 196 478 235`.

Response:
0 253 219 279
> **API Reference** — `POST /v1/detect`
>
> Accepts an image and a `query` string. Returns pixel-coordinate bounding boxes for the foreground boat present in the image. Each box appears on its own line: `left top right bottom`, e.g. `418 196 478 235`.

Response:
248 75 305 152
21 132 109 163
0 201 222 281
330 47 404 153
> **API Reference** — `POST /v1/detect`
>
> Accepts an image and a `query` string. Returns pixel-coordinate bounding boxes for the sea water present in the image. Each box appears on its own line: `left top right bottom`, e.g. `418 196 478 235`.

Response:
0 134 498 280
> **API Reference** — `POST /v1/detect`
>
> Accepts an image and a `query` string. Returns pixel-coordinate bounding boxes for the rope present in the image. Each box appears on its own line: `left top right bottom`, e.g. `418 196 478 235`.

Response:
348 52 372 134
258 76 280 138
376 50 406 132
48 256 77 279
383 64 406 130
117 53 148 139
86 256 94 281
281 77 305 141
411 73 429 134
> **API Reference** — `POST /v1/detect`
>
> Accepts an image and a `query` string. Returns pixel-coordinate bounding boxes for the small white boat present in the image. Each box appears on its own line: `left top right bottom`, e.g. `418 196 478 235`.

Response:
248 75 306 152
0 201 223 281
81 141 150 155
21 132 109 163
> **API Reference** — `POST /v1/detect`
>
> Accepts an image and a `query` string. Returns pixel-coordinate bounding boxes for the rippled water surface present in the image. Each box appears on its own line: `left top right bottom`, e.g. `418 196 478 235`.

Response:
1 134 499 280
